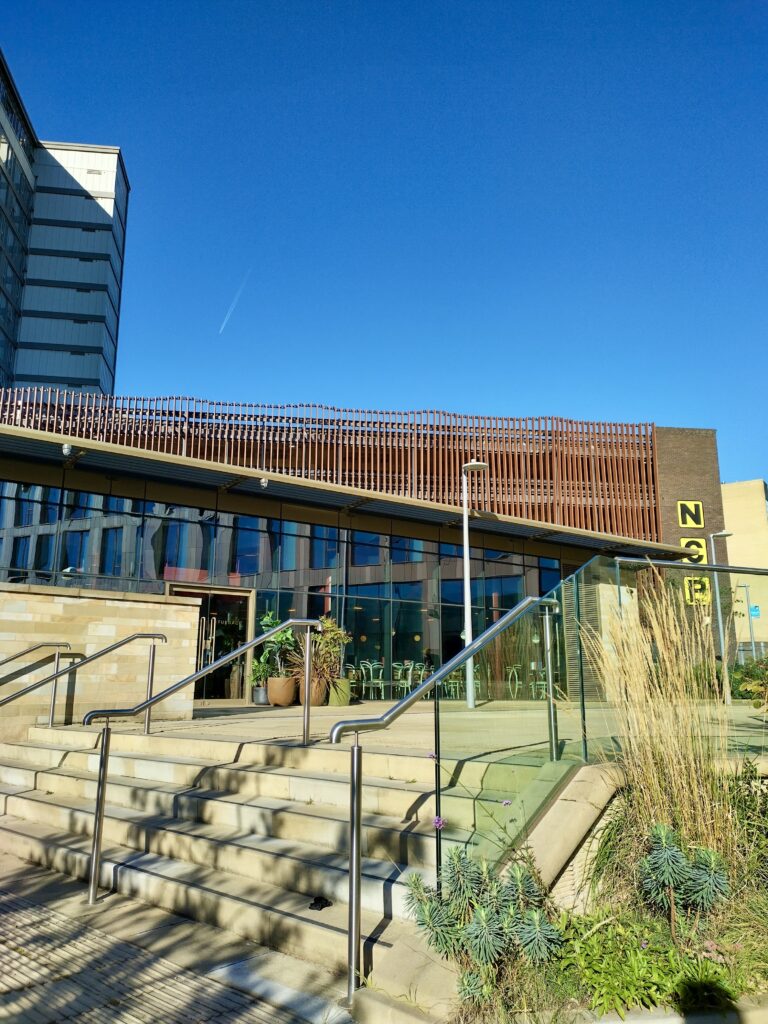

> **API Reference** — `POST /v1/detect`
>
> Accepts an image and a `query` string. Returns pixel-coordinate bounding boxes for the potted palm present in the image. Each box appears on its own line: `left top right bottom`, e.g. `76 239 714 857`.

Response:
289 615 352 706
259 610 298 706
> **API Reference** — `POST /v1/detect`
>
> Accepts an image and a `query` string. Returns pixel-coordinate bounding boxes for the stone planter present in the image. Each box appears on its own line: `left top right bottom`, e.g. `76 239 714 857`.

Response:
251 685 269 705
298 676 327 706
328 677 351 706
267 675 296 707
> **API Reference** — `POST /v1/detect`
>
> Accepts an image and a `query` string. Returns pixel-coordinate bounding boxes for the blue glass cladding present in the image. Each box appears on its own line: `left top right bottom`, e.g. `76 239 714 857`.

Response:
0 478 562 672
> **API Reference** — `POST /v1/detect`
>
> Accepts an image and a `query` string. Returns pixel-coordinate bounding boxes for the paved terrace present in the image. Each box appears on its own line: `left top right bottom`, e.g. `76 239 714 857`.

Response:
0 851 351 1024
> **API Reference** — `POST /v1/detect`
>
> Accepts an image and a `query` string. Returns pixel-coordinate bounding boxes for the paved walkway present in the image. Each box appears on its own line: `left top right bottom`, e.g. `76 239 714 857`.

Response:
71 698 767 761
0 888 303 1024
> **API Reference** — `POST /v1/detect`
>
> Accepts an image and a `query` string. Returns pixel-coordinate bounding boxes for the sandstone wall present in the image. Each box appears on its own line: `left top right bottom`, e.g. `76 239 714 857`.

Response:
0 584 200 740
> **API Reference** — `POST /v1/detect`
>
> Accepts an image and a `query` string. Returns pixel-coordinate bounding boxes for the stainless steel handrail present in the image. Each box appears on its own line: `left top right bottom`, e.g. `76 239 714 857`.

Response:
329 594 559 1004
0 641 71 670
82 617 321 905
0 633 167 728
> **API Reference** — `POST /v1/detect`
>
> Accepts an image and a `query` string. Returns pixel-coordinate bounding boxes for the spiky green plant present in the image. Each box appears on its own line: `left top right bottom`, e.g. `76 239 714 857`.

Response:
514 908 562 963
442 847 484 922
457 967 486 1004
680 849 729 913
503 861 543 911
417 899 462 959
404 851 562 1007
641 825 689 911
463 905 506 966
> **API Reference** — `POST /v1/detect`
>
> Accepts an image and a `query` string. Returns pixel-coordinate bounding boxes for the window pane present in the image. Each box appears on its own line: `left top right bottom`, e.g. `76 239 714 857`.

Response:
310 525 339 569
484 573 525 609
393 580 424 601
351 539 381 567
230 526 261 575
34 534 55 572
14 500 34 527
65 491 92 519
100 527 123 576
60 531 89 572
11 534 29 568
391 536 424 564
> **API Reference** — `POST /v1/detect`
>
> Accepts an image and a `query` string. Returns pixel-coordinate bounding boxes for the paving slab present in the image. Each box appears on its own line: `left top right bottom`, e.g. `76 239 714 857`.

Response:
0 850 350 1024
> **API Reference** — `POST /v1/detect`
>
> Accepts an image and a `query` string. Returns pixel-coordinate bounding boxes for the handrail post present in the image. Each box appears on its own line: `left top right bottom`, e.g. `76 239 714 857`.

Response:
143 644 157 736
543 606 560 762
302 624 313 746
48 649 62 728
347 733 363 1006
87 721 111 904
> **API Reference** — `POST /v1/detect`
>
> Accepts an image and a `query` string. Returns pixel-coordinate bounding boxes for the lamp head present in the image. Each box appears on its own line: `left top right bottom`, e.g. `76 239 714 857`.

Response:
462 459 489 473
711 530 732 539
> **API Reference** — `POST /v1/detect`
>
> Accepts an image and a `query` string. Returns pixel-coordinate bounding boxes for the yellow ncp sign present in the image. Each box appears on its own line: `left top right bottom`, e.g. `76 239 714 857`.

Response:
677 500 704 529
680 537 707 564
684 576 711 605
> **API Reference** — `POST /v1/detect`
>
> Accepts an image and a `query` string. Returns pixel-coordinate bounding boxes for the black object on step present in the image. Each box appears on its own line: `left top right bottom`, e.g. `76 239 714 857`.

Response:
308 895 333 911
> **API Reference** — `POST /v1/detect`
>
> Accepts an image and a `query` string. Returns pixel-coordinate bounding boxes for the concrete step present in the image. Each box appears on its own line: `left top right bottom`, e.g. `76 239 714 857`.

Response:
23 762 453 866
176 788 448 867
28 726 488 788
60 748 219 786
0 739 98 768
0 756 46 787
6 789 424 917
0 781 27 813
31 758 435 821
202 763 435 819
0 813 410 973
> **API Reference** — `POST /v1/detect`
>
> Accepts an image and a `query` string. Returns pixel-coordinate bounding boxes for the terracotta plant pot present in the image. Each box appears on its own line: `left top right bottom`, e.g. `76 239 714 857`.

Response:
267 675 296 707
328 677 351 707
298 676 327 706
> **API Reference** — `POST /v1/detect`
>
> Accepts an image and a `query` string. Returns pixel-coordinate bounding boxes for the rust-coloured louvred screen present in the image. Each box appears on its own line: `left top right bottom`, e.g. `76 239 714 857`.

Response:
0 389 660 541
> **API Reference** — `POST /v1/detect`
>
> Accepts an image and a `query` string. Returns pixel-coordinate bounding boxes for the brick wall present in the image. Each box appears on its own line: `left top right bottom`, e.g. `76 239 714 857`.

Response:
654 427 727 562
0 585 201 740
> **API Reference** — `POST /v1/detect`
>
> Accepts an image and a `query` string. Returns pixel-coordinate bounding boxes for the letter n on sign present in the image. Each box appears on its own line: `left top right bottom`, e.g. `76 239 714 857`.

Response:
677 500 704 529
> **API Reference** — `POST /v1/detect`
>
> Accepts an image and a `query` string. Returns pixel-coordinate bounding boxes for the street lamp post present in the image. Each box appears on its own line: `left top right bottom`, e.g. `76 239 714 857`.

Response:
708 530 732 705
462 459 488 709
738 582 757 661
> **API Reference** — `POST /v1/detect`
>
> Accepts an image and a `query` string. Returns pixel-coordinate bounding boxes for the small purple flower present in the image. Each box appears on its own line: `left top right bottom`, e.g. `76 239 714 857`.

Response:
501 800 512 807
427 752 437 760
640 940 649 949
433 816 446 831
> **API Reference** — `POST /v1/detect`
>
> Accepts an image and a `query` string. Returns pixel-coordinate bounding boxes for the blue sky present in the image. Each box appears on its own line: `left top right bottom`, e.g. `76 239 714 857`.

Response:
4 1 767 482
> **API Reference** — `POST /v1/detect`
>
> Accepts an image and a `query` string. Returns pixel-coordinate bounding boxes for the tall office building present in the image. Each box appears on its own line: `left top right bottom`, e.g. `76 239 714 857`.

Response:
0 50 128 393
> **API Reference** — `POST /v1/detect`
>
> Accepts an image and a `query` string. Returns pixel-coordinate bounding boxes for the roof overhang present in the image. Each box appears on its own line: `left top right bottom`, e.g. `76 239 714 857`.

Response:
0 423 684 560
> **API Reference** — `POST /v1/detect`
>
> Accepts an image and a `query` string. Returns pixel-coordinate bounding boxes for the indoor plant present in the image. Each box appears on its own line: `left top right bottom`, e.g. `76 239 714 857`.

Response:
290 614 352 706
259 610 298 706
250 654 270 704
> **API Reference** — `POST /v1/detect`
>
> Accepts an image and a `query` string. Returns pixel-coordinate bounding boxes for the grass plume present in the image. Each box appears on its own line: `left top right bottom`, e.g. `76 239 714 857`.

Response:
583 571 742 866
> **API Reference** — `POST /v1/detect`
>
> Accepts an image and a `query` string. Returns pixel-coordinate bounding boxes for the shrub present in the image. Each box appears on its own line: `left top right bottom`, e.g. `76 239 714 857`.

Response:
405 848 561 1007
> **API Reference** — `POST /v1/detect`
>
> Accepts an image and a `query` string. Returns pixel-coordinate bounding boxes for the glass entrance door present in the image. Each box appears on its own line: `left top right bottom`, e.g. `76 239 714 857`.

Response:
172 589 251 700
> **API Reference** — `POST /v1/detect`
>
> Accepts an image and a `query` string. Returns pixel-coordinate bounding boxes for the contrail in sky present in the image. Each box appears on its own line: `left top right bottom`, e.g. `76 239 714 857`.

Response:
218 267 253 334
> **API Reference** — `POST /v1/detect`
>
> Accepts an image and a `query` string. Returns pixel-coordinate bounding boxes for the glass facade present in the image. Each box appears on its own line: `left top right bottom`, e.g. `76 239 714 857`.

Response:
0 63 34 386
0 478 561 694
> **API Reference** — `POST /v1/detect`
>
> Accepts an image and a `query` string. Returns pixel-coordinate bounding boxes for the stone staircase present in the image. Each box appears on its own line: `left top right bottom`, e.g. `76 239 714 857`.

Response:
0 725 457 978
0 720 580 1023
